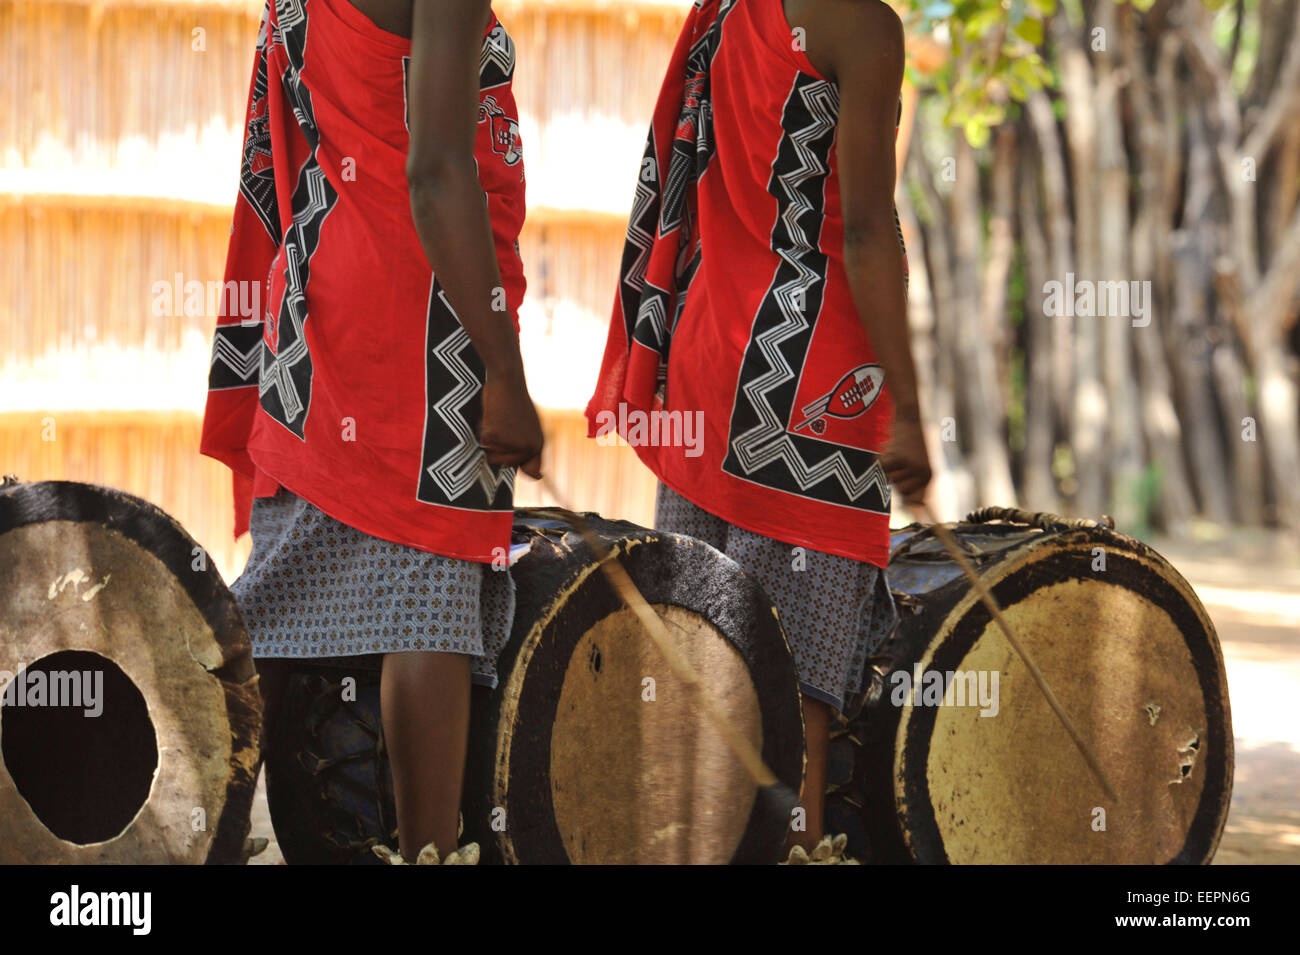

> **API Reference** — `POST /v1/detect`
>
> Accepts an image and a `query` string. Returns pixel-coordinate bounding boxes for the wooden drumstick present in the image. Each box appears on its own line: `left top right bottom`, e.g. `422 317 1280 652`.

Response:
912 501 1120 803
537 474 792 806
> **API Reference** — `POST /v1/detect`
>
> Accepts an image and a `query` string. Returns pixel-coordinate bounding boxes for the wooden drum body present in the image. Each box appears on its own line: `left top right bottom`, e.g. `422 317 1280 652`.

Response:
841 508 1233 864
0 480 261 863
0 480 1234 866
266 510 805 865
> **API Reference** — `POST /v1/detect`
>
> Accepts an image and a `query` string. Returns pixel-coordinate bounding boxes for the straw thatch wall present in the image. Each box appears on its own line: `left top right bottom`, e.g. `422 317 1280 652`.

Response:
0 2 260 206
2 0 689 583
1 0 685 212
0 205 226 413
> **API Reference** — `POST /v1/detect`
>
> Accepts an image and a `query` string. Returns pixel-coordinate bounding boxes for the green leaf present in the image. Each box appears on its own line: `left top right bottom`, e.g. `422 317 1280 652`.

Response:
1013 17 1044 45
965 7 1003 35
1010 54 1046 92
964 117 991 148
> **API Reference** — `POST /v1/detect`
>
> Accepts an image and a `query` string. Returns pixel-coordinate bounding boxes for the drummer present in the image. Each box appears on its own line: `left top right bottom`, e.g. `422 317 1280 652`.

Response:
201 0 541 865
586 0 931 860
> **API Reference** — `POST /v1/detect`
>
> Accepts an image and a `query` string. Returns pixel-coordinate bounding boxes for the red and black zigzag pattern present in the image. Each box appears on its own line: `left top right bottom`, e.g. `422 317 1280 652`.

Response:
619 0 737 367
720 74 891 513
257 0 339 439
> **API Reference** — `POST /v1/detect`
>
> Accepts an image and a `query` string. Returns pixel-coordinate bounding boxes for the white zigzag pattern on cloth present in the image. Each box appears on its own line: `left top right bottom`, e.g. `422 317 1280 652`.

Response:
634 292 668 347
622 139 658 296
728 81 890 505
275 0 305 31
212 329 261 382
259 162 331 423
480 24 515 81
424 304 516 502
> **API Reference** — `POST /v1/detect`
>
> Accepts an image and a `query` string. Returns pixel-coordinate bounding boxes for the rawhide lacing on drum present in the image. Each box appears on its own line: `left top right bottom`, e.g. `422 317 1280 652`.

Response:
964 506 1116 532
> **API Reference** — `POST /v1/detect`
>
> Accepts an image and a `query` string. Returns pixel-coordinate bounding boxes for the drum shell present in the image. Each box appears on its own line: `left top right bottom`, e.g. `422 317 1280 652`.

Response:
848 519 1233 865
0 480 261 864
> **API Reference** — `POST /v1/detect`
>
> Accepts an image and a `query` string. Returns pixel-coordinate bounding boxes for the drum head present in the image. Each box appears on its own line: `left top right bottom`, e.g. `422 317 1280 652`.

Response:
0 481 260 863
892 528 1231 864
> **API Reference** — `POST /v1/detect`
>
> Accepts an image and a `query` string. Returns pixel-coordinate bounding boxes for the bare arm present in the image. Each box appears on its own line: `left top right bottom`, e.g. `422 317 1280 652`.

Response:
790 0 929 502
406 0 541 474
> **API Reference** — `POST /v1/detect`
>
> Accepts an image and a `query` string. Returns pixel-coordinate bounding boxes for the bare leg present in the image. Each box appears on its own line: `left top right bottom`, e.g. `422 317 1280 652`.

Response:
380 651 471 860
790 694 832 852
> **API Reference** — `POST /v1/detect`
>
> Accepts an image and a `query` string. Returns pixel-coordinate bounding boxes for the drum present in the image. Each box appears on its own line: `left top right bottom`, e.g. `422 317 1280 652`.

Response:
266 509 805 865
829 507 1233 864
0 478 261 863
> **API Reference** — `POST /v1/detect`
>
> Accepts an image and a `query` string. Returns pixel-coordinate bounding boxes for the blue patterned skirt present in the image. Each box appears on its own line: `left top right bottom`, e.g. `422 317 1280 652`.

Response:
229 489 514 689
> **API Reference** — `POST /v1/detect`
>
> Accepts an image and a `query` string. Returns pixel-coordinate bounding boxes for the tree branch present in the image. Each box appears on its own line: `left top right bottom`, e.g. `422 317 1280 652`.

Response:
1241 7 1300 162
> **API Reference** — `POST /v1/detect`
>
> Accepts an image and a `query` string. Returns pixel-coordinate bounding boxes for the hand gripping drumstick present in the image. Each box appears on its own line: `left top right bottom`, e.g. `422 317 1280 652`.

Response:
536 474 800 820
911 501 1120 803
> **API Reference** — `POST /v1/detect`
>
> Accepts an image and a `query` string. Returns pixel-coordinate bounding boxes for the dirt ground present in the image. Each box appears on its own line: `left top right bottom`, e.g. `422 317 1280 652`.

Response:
1154 532 1300 865
246 531 1300 866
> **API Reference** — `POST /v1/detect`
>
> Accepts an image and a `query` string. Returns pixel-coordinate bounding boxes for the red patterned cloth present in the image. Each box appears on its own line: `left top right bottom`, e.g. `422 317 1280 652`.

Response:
585 0 907 567
202 0 526 562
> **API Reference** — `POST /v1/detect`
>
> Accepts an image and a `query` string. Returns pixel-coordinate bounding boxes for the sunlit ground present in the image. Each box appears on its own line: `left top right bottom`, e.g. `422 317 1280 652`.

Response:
1157 534 1300 865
